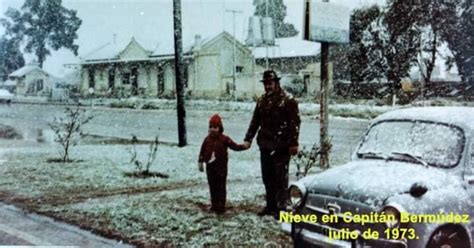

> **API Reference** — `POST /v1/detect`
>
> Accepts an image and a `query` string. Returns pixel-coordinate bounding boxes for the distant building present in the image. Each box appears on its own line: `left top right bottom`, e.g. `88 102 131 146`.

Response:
251 37 320 74
7 62 52 96
77 32 262 98
250 37 327 96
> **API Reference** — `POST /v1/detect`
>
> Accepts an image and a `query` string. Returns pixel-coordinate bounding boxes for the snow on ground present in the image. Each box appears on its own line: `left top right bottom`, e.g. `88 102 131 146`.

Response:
0 140 295 246
2 98 471 245
39 182 285 246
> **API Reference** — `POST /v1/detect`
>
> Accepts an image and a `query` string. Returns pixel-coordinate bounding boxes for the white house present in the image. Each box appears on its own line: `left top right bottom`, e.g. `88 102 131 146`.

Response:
78 32 262 98
7 62 52 96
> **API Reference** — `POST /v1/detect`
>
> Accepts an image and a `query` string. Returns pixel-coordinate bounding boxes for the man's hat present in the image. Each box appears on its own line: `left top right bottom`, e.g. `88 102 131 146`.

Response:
260 70 280 82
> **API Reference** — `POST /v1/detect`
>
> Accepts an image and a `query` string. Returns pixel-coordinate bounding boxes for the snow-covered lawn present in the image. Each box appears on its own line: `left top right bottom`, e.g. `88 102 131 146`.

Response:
0 141 295 246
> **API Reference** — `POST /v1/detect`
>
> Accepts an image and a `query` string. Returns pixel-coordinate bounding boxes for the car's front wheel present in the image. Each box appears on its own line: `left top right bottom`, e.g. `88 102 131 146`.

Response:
427 224 470 248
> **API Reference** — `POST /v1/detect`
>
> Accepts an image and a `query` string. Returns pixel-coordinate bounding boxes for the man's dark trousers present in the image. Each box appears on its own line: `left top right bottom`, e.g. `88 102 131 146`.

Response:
260 149 290 211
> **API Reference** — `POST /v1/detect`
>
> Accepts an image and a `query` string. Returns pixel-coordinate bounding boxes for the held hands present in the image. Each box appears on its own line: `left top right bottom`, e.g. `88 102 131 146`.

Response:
243 141 251 150
289 146 299 156
198 162 204 172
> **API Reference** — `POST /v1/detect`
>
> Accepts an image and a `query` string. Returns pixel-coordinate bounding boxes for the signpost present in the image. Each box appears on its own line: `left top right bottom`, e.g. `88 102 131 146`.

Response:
303 0 350 169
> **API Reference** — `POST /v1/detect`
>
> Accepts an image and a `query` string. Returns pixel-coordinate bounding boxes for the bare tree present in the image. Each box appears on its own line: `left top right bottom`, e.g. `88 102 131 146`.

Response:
49 105 93 162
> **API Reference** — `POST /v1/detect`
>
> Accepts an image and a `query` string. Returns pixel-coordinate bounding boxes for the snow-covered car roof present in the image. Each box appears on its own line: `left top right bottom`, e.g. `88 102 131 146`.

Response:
373 107 474 131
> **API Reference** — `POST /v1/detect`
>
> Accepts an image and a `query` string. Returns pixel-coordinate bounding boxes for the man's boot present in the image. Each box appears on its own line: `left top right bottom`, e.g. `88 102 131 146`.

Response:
257 207 276 216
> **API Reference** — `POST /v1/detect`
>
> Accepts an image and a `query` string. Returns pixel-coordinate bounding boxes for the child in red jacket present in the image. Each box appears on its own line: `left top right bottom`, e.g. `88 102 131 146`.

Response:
198 114 248 214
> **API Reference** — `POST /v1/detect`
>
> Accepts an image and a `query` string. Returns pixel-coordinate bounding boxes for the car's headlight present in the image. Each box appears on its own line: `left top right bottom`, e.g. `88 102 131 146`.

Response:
289 183 306 209
382 206 401 228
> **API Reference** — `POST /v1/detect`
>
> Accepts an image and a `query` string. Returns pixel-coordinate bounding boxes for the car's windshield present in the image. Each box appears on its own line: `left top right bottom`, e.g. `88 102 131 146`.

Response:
357 120 465 168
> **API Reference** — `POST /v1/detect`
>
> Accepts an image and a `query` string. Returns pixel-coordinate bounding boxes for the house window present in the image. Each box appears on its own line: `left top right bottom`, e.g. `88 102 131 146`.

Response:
108 68 115 89
122 72 130 85
36 80 43 91
236 65 244 74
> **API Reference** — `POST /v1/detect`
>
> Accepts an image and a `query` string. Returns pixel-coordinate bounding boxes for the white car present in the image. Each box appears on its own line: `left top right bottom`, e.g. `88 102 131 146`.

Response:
0 89 14 104
284 107 474 248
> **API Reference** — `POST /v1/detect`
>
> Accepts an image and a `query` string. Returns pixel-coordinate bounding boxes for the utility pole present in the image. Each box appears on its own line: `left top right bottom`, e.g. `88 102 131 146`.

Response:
265 0 269 69
226 9 242 97
173 0 187 147
320 42 330 168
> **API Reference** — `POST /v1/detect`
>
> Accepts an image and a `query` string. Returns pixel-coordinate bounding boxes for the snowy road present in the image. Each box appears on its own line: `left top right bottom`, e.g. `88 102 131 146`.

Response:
0 103 369 164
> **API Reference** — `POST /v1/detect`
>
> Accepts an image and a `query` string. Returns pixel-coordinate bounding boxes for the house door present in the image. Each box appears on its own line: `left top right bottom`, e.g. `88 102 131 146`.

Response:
88 68 95 89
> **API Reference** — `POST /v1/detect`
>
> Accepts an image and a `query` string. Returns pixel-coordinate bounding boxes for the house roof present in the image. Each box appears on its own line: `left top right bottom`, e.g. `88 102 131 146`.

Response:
82 37 158 62
82 37 196 63
200 31 250 55
253 37 320 58
252 37 320 59
9 64 49 77
80 32 239 64
82 42 121 61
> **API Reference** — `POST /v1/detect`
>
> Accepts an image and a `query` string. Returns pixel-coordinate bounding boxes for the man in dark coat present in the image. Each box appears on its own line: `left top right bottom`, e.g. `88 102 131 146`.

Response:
243 70 301 218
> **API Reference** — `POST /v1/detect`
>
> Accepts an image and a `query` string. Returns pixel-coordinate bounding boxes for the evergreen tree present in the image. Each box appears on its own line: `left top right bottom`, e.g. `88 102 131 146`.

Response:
0 37 25 81
371 1 420 94
253 0 298 38
329 44 351 80
0 0 81 68
348 5 383 84
443 0 474 85
349 2 420 98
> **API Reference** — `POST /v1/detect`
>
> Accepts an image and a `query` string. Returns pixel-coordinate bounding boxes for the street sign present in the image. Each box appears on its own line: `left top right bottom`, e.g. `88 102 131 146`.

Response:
303 0 351 44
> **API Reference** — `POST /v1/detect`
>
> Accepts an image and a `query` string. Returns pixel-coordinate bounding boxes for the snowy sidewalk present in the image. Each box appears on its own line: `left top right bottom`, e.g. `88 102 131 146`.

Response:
0 203 133 247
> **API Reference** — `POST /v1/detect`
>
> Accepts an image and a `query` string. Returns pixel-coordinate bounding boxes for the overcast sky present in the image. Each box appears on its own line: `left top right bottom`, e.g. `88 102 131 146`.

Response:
0 0 381 77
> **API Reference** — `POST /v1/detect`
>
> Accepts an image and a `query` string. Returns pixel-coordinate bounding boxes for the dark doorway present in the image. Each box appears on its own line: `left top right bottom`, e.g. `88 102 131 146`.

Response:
88 68 95 89
303 75 310 94
108 68 115 91
157 68 164 95
131 67 138 95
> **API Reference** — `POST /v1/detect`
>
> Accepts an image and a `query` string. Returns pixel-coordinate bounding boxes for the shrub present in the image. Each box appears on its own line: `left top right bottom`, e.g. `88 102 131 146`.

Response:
293 143 320 179
48 105 94 162
127 135 168 178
